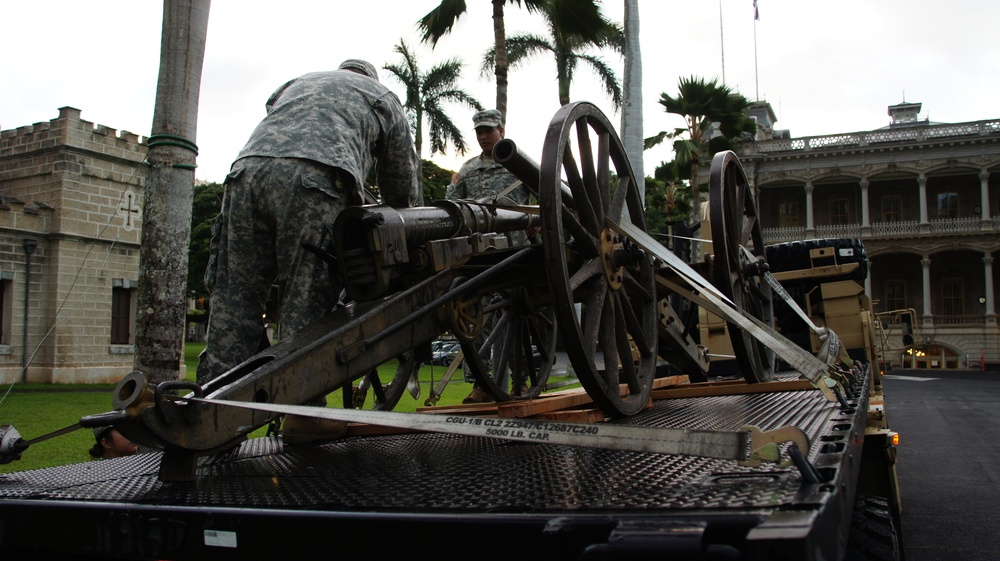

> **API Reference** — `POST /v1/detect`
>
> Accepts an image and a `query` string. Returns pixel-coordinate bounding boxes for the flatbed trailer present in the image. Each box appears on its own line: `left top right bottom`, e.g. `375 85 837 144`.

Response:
0 102 902 560
0 369 881 561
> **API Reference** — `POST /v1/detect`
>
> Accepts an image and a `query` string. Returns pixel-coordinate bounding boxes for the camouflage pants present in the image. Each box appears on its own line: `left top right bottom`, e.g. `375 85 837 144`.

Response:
197 157 349 384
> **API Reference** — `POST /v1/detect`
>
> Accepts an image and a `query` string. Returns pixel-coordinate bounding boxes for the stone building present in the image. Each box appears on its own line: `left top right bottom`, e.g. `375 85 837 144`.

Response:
0 107 146 384
728 101 1000 370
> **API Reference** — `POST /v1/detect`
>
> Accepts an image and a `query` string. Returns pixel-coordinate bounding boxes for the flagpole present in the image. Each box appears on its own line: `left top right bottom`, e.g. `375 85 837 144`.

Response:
753 1 759 101
719 0 725 83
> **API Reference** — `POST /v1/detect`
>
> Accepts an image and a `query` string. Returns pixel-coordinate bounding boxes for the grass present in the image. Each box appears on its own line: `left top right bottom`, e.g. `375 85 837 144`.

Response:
0 388 116 473
1 342 574 474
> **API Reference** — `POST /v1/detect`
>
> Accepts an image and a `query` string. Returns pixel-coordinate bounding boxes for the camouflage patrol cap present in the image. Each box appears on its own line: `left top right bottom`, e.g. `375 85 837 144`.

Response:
93 426 112 440
473 109 503 129
338 59 379 82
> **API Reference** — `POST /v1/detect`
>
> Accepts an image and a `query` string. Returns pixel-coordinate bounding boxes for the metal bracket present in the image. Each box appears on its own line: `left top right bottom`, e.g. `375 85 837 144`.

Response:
740 425 811 468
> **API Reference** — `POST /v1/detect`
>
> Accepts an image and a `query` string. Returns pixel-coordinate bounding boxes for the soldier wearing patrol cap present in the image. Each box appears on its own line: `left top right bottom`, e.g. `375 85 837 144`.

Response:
447 110 534 403
446 109 531 206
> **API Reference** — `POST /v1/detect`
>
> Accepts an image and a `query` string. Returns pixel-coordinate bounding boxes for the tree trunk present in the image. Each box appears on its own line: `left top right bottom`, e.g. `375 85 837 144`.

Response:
620 0 644 203
688 154 703 263
135 0 211 384
492 0 508 119
687 116 704 263
414 106 424 200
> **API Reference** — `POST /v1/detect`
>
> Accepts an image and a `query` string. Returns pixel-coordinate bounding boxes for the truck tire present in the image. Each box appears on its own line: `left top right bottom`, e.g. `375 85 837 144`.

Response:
844 496 902 561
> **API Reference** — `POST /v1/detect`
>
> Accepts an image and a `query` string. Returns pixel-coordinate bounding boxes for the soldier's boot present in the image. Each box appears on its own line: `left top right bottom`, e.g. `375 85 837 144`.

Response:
462 383 493 404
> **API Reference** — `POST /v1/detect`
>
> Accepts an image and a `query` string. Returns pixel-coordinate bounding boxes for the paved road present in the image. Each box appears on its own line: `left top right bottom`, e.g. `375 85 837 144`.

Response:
883 370 1000 561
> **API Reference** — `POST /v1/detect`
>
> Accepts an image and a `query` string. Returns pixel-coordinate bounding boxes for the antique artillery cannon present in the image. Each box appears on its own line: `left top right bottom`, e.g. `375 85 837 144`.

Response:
92 102 846 480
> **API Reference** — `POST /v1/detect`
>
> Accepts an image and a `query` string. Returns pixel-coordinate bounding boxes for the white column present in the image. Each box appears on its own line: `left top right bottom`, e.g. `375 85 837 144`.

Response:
921 256 932 321
980 169 991 221
859 177 871 232
804 181 815 233
984 254 995 315
918 174 929 225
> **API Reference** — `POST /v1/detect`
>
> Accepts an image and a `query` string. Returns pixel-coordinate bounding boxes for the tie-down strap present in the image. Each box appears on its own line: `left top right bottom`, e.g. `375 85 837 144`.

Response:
174 395 810 470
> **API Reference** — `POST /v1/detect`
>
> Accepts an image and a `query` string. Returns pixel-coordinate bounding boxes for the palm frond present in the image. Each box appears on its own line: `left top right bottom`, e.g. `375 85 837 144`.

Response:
575 53 622 108
432 89 484 112
417 0 469 47
643 130 670 150
422 58 464 93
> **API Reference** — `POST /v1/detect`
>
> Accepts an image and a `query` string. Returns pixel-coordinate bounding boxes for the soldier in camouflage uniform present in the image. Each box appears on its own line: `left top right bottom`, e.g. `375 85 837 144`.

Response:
446 109 531 206
198 60 420 440
447 109 534 403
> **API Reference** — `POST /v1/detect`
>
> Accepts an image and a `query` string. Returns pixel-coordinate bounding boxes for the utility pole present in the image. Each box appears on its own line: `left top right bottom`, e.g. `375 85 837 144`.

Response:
134 0 211 384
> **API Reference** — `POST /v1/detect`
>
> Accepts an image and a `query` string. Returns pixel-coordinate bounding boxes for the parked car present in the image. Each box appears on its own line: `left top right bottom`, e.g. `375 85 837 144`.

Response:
429 339 461 366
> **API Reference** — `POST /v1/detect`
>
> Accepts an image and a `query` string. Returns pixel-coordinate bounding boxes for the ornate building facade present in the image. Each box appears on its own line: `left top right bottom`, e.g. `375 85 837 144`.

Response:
730 101 999 369
0 107 146 383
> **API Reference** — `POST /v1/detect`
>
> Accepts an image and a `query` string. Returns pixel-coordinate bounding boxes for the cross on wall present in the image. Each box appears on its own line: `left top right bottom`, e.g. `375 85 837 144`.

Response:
118 190 141 231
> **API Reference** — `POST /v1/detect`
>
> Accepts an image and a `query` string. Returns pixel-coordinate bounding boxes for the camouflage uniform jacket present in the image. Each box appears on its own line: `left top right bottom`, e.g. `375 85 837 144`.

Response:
236 69 420 207
446 155 531 205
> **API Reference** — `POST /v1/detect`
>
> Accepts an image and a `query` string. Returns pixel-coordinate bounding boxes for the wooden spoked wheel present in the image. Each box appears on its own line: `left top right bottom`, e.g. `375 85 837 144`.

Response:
538 101 658 416
708 150 776 383
457 288 557 401
346 350 421 411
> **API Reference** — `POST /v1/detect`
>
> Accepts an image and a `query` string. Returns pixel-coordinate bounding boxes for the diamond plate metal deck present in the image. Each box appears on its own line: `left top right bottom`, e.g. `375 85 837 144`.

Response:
0 386 850 513
0 374 872 561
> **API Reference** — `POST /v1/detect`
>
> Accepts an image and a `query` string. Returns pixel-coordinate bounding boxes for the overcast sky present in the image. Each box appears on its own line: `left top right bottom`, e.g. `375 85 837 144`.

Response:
3 0 998 184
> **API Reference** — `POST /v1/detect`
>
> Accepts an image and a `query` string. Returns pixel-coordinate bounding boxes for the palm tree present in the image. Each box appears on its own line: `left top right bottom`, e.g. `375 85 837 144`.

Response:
621 0 644 201
644 76 756 236
136 0 210 384
642 176 691 238
417 0 610 121
383 40 484 181
479 6 623 109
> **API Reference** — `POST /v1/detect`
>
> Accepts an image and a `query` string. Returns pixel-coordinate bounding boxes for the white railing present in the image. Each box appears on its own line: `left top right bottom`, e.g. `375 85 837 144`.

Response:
870 220 920 237
806 133 863 149
762 226 806 244
929 216 984 233
752 119 1000 154
815 224 861 238
932 315 983 326
762 218 993 241
925 123 984 139
865 128 920 144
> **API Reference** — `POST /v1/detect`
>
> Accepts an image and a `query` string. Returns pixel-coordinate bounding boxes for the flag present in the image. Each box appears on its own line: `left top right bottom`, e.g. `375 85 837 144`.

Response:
753 0 759 20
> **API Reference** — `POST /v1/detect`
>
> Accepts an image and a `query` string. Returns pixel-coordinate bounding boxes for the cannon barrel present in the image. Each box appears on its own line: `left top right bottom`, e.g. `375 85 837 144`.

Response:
393 200 535 244
492 138 574 206
333 199 539 301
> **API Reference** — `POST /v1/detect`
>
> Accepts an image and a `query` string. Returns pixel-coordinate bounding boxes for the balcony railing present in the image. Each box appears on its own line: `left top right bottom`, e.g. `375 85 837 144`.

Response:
871 220 920 237
929 216 983 233
763 216 995 244
748 118 1000 154
759 226 806 243
815 223 861 239
930 315 987 326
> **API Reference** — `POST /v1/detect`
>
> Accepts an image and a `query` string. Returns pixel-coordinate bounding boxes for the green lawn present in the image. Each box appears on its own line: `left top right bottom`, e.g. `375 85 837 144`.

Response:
1 342 573 474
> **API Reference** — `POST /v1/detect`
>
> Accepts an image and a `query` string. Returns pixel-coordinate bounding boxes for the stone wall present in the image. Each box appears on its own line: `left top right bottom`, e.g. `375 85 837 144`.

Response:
0 107 146 383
